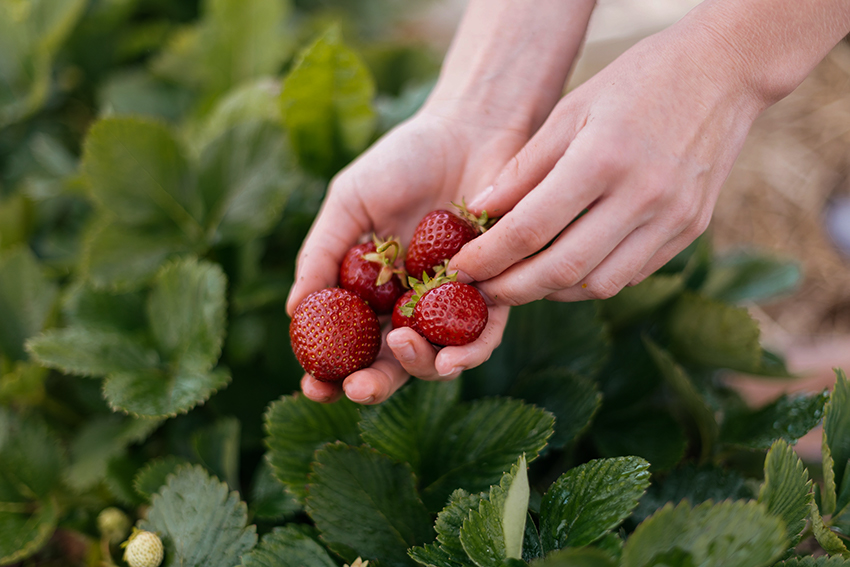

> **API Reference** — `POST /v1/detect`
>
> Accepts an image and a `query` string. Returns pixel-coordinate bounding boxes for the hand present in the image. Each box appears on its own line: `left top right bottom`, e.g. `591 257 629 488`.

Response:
450 23 765 305
285 108 526 404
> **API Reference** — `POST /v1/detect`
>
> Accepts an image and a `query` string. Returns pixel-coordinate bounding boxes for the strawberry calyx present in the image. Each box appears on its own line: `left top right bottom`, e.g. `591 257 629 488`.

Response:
452 199 493 233
400 262 456 318
361 234 406 287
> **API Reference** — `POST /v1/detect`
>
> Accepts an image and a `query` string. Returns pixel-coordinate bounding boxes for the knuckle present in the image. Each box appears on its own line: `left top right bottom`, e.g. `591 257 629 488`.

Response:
548 260 585 290
584 277 624 300
506 217 551 256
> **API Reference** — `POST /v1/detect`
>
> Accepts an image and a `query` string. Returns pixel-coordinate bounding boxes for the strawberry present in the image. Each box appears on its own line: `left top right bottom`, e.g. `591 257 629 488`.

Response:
404 205 488 279
402 274 488 346
97 507 130 544
339 236 405 314
122 529 163 567
391 289 420 333
290 288 381 382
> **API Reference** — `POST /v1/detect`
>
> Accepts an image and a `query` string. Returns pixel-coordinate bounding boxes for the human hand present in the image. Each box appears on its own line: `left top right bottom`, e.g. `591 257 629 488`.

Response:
285 109 525 404
450 22 766 305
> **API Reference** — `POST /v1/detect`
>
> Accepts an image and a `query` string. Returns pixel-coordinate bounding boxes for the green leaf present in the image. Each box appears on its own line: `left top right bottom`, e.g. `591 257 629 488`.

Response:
0 409 63 502
0 0 87 127
721 391 829 450
198 120 301 244
539 457 650 552
777 558 850 566
632 465 754 525
26 327 160 378
62 285 147 333
133 456 191 501
758 439 812 548
98 69 192 123
644 337 719 461
420 398 554 511
249 458 300 521
409 489 482 567
65 414 161 491
530 548 617 567
665 293 762 372
599 274 684 328
510 368 601 450
102 366 231 418
147 257 227 371
621 500 786 567
82 221 194 290
0 247 58 361
306 443 434 567
241 525 337 567
460 456 530 566
810 499 849 556
280 25 376 176
0 497 58 566
0 409 64 564
192 418 240 491
191 78 282 153
152 0 291 98
466 301 609 398
264 394 361 502
83 117 203 234
591 410 687 472
360 379 461 474
141 465 257 567
825 370 850 503
701 250 801 304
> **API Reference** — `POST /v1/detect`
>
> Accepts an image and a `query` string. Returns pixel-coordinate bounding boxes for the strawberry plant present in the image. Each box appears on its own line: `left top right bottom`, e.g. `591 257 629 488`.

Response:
1 1 849 566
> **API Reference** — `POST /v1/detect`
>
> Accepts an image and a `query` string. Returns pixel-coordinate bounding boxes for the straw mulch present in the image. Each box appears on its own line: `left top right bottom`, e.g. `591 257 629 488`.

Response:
711 40 850 337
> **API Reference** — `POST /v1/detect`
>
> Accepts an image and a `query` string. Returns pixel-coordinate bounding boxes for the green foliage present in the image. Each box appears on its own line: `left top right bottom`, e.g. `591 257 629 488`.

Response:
700 250 801 304
824 369 850 514
621 500 787 567
721 391 829 450
241 525 337 567
0 247 58 361
459 456 530 565
809 499 849 556
778 558 850 566
539 457 650 552
141 465 257 567
758 440 812 548
591 410 686 473
531 548 618 567
306 443 434 567
281 25 376 176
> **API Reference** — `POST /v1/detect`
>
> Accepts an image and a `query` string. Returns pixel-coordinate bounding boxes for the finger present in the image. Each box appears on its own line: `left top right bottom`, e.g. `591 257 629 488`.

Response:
544 224 671 302
475 195 643 305
433 304 510 375
301 374 344 404
342 326 410 404
628 216 712 286
467 106 584 217
386 327 441 380
286 186 370 316
451 139 613 284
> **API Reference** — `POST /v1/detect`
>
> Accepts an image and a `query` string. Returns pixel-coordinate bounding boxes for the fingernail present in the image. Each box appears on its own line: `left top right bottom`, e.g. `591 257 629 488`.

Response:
345 384 376 404
388 337 416 363
439 366 465 377
468 185 493 210
453 270 473 284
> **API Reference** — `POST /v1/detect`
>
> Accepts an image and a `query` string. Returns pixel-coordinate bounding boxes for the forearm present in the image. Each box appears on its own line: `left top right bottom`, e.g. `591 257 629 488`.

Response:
424 0 596 132
677 0 850 110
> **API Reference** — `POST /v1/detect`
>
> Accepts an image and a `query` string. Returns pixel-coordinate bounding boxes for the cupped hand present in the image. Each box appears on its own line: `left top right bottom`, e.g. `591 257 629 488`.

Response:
450 23 766 305
286 108 526 404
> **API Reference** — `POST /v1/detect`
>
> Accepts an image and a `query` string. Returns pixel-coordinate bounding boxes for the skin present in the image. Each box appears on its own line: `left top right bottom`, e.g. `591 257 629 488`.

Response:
287 0 850 404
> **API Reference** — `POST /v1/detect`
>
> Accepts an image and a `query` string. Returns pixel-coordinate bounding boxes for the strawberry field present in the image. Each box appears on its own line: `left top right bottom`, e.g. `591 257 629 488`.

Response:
1 1 850 566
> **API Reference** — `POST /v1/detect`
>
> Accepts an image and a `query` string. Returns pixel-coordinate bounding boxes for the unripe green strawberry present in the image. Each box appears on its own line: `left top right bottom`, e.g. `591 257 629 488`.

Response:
97 507 131 544
122 528 164 567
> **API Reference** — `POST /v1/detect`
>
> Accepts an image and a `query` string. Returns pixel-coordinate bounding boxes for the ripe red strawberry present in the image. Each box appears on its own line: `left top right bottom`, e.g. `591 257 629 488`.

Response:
339 236 405 314
402 274 488 346
391 289 420 333
404 205 487 279
290 288 381 382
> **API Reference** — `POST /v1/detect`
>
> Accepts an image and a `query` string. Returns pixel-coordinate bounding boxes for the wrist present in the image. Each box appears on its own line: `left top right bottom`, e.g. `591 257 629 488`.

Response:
422 0 596 133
